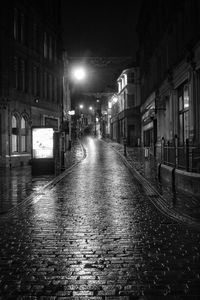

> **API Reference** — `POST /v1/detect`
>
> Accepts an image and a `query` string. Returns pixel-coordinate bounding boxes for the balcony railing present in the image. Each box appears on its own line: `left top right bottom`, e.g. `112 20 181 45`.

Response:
160 137 200 173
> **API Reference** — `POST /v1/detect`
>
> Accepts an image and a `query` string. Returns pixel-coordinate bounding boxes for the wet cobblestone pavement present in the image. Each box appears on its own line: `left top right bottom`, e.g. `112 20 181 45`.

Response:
0 139 83 215
104 139 200 225
0 136 200 299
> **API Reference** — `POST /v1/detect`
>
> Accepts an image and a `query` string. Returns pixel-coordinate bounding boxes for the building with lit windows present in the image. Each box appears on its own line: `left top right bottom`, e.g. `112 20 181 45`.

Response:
0 0 63 168
137 0 200 194
110 67 141 146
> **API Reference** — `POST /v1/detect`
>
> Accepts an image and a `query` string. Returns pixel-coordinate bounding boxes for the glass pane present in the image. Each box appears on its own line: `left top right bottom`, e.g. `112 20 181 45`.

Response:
179 114 183 145
184 111 189 140
12 135 17 152
184 85 189 109
179 96 183 111
12 116 17 128
21 136 26 152
21 117 26 129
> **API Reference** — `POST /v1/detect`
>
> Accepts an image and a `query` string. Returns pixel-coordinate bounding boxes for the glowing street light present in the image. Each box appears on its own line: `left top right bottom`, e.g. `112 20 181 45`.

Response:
89 106 93 110
79 104 83 109
71 66 86 81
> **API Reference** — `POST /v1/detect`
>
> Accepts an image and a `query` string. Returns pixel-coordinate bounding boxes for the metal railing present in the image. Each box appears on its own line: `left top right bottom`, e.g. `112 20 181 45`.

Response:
160 136 200 173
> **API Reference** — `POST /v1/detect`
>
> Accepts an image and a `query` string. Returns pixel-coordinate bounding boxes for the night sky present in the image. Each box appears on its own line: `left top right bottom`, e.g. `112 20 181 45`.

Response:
61 1 141 58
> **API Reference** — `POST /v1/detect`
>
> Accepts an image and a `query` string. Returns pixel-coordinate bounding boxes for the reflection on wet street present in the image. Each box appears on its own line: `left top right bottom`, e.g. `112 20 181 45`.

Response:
0 139 82 214
0 166 54 214
0 136 200 299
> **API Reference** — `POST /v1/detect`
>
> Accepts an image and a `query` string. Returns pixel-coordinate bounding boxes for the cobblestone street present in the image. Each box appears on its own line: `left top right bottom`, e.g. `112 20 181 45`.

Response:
0 136 200 299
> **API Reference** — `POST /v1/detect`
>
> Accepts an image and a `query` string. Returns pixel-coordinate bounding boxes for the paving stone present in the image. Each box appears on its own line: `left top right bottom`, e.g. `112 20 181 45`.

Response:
0 137 200 299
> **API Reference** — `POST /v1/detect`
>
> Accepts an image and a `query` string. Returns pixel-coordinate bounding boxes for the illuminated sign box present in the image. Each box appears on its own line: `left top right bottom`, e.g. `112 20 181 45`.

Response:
32 127 54 159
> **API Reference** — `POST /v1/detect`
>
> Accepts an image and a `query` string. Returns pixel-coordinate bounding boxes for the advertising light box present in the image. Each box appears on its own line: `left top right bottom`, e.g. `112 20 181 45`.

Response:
32 127 54 159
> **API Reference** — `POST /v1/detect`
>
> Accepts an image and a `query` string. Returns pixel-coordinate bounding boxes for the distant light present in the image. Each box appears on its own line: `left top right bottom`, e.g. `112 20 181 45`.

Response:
96 117 99 122
89 106 93 110
79 104 83 109
72 67 86 81
68 110 75 115
96 99 99 103
112 96 118 103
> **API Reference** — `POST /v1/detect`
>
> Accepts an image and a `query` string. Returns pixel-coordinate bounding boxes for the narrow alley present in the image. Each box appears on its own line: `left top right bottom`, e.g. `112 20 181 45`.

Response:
0 137 200 299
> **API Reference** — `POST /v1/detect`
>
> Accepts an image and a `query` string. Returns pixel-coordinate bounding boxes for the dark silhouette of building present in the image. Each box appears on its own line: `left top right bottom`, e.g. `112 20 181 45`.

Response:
110 67 141 146
0 0 63 168
137 0 200 194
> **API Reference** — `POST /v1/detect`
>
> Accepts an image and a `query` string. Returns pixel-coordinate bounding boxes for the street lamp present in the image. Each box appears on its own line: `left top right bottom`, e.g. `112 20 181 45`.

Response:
71 66 86 82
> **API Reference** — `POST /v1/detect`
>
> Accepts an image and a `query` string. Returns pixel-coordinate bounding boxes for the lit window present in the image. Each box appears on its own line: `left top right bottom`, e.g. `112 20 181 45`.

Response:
21 117 27 152
12 115 18 152
178 83 190 144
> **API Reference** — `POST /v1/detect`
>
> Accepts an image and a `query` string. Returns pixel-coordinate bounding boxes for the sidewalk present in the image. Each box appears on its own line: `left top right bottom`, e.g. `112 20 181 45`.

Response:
0 138 83 215
104 139 200 228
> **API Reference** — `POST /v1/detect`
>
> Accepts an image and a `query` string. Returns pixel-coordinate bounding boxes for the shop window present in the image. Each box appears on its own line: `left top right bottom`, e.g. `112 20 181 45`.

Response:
12 115 19 152
21 117 28 152
178 83 189 145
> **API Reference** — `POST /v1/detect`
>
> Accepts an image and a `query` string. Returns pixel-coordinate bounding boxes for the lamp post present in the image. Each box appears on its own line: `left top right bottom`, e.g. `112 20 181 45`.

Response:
60 51 72 170
61 58 87 168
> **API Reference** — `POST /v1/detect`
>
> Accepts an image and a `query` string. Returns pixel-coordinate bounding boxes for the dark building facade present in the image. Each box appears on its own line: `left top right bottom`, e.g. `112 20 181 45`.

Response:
137 0 200 194
110 67 141 146
0 0 63 168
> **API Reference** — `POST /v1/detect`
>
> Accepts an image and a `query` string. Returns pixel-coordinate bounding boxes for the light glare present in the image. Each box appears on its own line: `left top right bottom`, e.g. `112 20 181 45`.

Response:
72 67 86 81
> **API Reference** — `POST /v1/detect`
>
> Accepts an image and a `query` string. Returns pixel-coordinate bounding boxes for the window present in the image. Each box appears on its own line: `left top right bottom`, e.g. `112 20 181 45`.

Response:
48 74 52 101
19 59 25 91
32 66 36 95
13 9 25 43
128 94 135 107
14 56 18 89
49 36 52 60
21 60 25 91
118 80 122 93
44 32 47 58
20 13 24 44
54 77 57 102
32 66 40 96
33 23 37 51
12 115 19 152
21 117 27 152
54 40 57 62
128 72 135 83
178 83 190 144
43 72 47 99
14 9 18 40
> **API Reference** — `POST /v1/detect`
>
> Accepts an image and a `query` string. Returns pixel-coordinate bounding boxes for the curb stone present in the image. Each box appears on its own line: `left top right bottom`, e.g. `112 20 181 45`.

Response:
104 140 200 231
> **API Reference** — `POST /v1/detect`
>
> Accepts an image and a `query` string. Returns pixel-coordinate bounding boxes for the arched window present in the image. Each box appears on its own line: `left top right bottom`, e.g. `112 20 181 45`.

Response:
12 115 19 152
21 116 27 152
